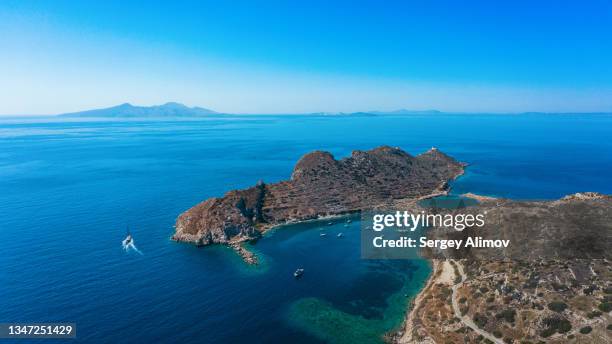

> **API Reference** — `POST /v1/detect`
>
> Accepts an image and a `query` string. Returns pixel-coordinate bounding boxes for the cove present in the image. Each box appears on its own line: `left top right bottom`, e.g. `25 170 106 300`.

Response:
247 218 431 343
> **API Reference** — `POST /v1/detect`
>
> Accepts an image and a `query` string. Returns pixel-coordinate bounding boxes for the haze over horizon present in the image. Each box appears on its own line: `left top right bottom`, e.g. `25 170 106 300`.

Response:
43 101 612 117
1 1 612 115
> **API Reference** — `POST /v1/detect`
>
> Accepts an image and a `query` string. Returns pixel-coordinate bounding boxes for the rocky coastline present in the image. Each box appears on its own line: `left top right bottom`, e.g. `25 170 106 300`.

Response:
173 146 466 263
172 145 611 342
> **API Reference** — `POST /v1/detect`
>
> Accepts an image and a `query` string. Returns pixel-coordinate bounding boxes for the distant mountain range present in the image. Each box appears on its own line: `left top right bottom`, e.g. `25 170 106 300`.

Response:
61 103 606 117
57 102 450 117
59 102 218 117
367 109 442 115
306 109 442 116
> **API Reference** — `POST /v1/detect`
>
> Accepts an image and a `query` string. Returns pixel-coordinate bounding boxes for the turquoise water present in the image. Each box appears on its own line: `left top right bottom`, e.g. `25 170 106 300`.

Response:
1 114 611 343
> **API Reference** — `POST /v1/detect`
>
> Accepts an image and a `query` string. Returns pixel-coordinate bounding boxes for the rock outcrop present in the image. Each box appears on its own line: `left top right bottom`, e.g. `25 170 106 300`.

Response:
173 146 465 258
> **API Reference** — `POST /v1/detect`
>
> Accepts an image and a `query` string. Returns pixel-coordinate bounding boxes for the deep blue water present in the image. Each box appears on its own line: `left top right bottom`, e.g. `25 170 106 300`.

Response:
1 114 611 343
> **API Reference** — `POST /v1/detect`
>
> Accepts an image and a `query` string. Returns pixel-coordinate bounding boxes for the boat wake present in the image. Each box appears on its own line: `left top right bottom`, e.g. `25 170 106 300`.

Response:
122 238 143 255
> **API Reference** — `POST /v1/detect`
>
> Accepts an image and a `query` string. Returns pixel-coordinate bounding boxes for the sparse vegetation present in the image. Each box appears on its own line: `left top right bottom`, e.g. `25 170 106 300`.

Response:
587 310 602 318
540 328 555 338
454 326 467 333
583 285 597 295
547 301 567 313
253 181 266 222
403 243 610 342
598 301 611 312
496 309 516 323
551 282 567 291
473 313 487 328
541 316 571 337
235 197 252 219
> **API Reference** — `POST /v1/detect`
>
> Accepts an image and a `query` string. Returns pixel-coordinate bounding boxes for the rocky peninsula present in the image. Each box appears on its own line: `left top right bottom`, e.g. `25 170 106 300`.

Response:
173 145 612 343
173 146 465 262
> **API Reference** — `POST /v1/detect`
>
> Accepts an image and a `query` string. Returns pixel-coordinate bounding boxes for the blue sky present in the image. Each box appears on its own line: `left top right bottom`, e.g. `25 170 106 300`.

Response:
1 0 611 114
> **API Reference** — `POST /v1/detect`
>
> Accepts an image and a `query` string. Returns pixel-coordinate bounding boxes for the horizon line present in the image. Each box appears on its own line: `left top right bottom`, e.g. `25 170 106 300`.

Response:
3 111 612 117
1 101 612 117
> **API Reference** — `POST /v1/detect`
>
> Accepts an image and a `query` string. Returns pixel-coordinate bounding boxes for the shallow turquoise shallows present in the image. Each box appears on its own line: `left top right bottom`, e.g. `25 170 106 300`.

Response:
1 114 611 343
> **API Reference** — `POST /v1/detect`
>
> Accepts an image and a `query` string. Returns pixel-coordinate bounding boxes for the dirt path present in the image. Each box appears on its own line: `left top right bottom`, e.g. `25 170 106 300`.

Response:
451 262 504 344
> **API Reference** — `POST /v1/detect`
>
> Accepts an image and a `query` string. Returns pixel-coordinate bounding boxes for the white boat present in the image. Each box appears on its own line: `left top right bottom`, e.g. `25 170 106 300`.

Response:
337 233 343 237
294 268 304 278
122 225 133 247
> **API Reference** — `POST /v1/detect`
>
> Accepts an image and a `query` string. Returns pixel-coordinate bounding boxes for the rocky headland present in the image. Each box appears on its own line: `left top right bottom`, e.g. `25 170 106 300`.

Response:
173 146 465 262
172 146 611 343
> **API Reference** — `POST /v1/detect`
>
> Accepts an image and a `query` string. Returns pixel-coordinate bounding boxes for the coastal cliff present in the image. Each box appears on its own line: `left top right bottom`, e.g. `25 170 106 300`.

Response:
173 146 465 260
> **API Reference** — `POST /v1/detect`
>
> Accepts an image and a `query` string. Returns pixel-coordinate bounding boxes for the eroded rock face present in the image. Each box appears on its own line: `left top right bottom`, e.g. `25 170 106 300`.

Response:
173 146 465 246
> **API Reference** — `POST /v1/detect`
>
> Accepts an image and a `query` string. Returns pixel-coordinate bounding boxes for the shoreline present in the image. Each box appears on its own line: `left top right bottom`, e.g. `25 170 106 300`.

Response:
171 148 468 342
390 169 468 343
225 211 362 264
390 259 444 343
172 146 467 264
461 192 498 202
225 168 464 265
226 163 468 341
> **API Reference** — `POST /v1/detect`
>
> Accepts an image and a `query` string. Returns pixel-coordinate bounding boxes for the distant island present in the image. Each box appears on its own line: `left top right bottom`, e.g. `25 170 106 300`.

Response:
58 103 443 118
59 102 218 117
54 103 612 118
305 109 442 116
368 109 443 115
57 102 449 118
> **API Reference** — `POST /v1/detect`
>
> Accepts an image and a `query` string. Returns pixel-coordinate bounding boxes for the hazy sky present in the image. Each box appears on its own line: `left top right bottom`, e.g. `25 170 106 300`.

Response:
1 0 612 114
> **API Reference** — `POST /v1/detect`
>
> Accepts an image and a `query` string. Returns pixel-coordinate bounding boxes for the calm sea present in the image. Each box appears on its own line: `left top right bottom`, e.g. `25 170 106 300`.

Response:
1 114 611 343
